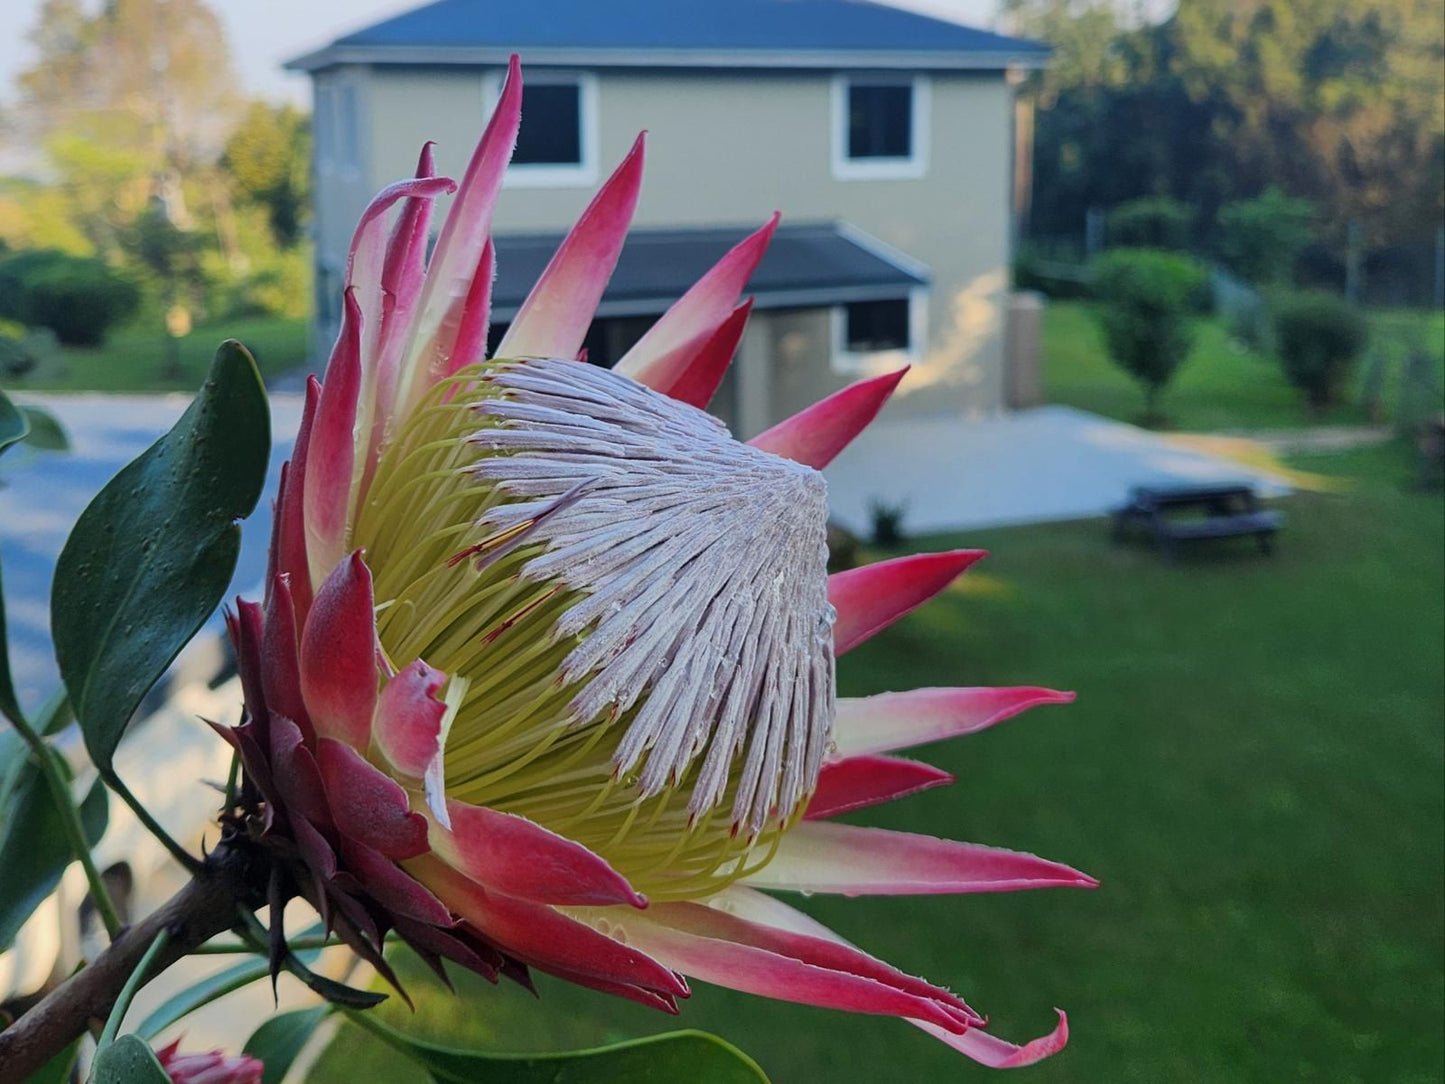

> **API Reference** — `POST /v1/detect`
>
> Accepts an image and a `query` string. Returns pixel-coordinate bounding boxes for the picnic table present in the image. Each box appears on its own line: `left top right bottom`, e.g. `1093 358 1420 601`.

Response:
1113 482 1282 560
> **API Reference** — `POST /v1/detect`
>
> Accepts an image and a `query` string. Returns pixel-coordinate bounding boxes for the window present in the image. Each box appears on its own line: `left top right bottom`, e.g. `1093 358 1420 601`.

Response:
831 290 927 374
845 299 911 353
486 71 598 187
831 75 929 180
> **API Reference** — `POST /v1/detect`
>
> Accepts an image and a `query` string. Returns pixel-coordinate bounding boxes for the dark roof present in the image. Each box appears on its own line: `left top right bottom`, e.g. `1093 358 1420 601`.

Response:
490 221 929 321
286 0 1047 72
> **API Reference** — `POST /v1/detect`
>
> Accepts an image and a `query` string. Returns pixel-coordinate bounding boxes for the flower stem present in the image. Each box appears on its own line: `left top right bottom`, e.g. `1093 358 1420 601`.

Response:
96 928 170 1051
0 839 257 1081
0 701 122 940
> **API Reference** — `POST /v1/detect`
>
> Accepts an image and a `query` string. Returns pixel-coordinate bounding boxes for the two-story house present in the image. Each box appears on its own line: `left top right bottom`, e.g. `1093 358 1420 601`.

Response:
285 0 1046 436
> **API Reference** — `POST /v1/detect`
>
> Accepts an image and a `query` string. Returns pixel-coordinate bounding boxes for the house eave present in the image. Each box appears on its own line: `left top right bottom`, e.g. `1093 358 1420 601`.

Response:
283 44 1048 75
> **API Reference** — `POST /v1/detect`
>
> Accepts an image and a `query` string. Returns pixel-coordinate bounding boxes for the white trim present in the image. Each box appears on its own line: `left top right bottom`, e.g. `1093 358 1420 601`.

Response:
831 74 930 182
286 45 1049 73
832 221 934 281
830 288 929 375
484 69 598 189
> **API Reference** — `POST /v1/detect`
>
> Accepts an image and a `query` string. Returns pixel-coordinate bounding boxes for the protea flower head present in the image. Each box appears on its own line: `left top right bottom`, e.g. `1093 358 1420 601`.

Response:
217 55 1094 1068
155 1040 263 1084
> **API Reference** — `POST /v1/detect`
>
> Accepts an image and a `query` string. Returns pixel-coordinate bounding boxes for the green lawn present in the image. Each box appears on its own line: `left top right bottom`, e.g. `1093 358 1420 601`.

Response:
308 441 1444 1083
5 315 309 393
1043 301 1444 432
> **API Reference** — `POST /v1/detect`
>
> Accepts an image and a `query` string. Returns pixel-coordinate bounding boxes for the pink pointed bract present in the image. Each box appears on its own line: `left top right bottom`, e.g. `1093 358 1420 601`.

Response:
220 54 1092 1068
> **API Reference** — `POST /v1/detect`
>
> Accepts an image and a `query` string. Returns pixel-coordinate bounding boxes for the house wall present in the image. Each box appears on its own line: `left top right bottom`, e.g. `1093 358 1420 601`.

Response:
313 64 1016 427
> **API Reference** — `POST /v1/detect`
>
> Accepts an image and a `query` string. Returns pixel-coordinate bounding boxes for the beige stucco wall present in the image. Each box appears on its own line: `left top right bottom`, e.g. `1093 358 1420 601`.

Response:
313 64 1015 424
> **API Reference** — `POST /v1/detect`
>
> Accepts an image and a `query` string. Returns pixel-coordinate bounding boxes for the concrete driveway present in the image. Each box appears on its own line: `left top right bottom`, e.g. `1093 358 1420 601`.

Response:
0 392 303 715
822 404 1293 538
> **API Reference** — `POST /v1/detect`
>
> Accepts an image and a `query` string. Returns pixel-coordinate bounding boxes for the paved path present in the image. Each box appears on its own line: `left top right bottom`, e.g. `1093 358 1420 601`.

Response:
0 393 304 715
822 404 1295 538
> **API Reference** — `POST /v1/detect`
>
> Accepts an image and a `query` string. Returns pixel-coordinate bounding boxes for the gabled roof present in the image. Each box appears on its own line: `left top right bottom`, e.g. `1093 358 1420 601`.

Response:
490 222 929 322
285 0 1047 73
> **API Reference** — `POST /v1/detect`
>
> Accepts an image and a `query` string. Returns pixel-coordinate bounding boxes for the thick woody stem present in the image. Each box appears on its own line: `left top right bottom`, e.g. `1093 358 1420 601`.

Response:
0 840 262 1081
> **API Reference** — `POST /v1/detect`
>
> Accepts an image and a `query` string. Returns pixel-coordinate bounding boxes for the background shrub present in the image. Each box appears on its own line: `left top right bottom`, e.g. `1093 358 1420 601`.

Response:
1106 197 1191 251
1216 187 1315 285
0 249 139 346
1271 290 1367 410
1090 247 1208 421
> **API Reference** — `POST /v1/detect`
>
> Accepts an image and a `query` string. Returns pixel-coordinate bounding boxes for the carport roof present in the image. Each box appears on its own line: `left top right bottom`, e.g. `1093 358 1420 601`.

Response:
490 221 930 321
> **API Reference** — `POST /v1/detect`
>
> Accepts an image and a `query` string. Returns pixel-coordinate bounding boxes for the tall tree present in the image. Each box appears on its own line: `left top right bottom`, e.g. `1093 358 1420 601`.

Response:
10 0 243 261
221 103 310 249
1171 0 1444 242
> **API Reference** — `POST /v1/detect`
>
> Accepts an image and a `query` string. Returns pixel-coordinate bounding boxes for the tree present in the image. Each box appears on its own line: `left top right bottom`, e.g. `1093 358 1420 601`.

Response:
1216 186 1315 284
1170 0 1443 243
1015 0 1443 261
8 0 243 269
222 103 310 248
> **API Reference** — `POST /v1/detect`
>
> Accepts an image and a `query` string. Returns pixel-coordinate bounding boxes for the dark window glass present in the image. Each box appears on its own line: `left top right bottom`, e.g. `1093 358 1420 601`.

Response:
847 83 912 160
512 82 582 165
845 299 911 353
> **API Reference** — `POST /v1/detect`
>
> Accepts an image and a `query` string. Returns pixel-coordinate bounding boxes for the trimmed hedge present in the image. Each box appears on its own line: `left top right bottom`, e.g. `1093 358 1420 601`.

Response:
0 249 140 347
1271 290 1367 410
1089 247 1208 419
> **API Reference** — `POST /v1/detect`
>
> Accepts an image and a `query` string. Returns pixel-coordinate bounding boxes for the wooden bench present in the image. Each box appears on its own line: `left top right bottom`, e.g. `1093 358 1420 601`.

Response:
1113 483 1282 560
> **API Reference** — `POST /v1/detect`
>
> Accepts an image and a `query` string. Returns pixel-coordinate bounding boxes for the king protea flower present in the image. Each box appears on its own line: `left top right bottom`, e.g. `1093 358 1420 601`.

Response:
217 55 1093 1069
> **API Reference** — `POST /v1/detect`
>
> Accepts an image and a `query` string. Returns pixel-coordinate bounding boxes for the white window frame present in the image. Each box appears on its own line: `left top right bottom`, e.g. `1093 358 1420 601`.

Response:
830 288 928 375
831 73 930 182
485 70 599 189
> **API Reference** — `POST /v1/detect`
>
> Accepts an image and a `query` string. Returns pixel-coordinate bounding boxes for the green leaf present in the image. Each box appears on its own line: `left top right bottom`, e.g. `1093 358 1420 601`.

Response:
27 1038 79 1084
349 1015 770 1084
52 341 269 772
0 751 107 950
243 1005 330 1084
88 1034 170 1084
0 387 28 455
136 946 318 1039
0 555 24 726
19 404 69 451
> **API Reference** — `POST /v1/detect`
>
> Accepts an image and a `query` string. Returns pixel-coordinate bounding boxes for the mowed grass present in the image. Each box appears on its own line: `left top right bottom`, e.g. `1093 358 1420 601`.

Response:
1043 301 1444 432
308 441 1444 1083
8 315 309 393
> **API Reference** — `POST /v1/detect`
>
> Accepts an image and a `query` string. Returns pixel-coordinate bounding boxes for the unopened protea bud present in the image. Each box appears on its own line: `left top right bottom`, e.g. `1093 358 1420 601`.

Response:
217 54 1093 1068
155 1040 263 1084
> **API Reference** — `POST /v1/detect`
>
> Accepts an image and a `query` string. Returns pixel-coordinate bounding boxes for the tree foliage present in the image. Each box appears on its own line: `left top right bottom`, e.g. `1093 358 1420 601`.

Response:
1013 0 1443 269
1107 196 1192 250
0 0 310 339
222 103 311 248
1216 186 1316 284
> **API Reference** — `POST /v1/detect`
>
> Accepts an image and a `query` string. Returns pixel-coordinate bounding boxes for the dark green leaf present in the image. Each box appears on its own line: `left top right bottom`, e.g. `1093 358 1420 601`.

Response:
0 387 27 455
0 752 107 950
19 404 69 451
28 1038 80 1084
89 1034 170 1084
52 341 269 771
0 556 24 725
350 1015 770 1084
136 945 321 1039
243 1005 330 1084
277 946 388 1009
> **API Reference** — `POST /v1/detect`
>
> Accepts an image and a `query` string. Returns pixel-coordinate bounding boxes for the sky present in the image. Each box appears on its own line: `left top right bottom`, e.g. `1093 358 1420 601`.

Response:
0 0 1002 105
